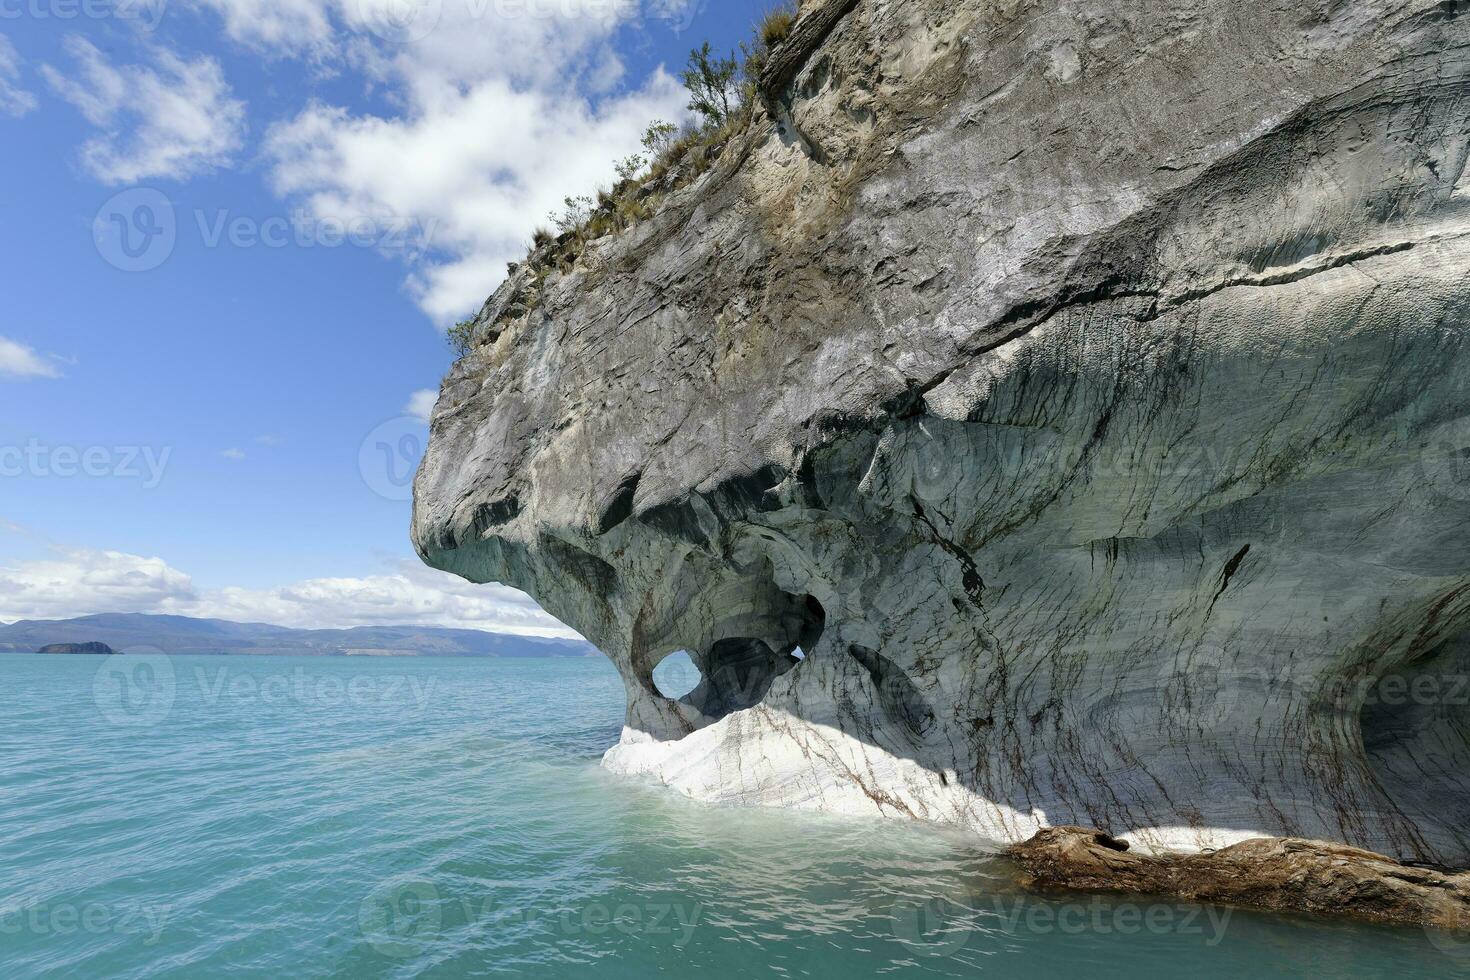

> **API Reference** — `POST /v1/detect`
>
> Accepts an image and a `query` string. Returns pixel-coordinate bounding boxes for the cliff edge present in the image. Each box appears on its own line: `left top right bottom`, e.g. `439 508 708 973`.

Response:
413 0 1470 865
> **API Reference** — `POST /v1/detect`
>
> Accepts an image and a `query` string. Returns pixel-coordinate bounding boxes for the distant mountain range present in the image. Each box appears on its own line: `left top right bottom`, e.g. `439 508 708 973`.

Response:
0 613 598 658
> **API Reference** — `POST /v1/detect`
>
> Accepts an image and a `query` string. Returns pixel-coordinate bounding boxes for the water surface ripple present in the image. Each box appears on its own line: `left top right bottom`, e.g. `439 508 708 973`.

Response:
0 654 1460 977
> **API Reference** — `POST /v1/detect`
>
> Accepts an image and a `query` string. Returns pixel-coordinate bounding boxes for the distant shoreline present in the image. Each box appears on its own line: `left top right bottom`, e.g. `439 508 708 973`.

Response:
0 613 596 659
8 649 600 659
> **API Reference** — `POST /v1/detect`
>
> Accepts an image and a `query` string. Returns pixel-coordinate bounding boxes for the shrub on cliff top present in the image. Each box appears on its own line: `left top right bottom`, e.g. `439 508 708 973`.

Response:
449 4 804 359
759 6 797 50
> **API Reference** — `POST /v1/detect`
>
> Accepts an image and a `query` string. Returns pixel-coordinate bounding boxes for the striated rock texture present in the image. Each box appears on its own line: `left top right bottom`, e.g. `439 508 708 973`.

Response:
414 0 1470 864
1008 827 1470 930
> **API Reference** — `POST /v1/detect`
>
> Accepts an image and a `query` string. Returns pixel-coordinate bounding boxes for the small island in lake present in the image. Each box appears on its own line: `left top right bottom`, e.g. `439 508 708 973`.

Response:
37 642 117 655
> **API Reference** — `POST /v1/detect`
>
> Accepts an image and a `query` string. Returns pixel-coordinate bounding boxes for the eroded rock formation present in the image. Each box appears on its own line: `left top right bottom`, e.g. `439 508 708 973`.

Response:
413 0 1470 864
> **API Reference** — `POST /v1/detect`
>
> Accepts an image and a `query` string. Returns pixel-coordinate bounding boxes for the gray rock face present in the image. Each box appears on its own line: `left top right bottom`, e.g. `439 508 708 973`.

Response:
413 0 1470 864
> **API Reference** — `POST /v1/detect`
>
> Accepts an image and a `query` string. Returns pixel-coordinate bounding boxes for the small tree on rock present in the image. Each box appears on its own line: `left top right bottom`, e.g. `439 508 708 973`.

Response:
680 42 739 127
641 120 679 159
614 154 646 183
449 319 475 357
548 195 594 235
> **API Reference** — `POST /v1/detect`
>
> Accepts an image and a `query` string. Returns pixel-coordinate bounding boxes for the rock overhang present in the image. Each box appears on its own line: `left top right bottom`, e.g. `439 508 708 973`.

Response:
414 0 1470 864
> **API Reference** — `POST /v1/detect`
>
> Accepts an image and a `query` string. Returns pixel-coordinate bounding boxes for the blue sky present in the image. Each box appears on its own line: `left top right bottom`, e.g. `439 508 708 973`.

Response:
0 0 768 634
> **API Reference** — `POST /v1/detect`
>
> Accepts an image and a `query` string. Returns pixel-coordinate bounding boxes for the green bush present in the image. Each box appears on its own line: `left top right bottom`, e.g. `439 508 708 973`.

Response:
548 195 593 235
614 154 646 183
448 318 476 357
641 120 679 158
465 4 807 355
679 41 740 127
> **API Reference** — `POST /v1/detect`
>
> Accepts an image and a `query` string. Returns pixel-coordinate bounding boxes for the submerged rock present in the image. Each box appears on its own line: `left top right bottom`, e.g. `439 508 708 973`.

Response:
1008 827 1470 931
413 0 1470 866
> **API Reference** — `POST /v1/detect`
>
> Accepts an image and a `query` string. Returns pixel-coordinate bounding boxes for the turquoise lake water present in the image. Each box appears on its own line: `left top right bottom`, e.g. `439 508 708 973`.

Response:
2 652 1466 978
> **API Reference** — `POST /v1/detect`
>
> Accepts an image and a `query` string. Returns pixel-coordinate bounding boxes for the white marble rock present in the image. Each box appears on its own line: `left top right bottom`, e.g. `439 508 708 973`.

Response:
413 0 1470 864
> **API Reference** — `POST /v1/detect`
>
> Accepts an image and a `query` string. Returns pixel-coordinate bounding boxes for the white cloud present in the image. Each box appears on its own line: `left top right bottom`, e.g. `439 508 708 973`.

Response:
191 0 335 57
259 1 689 322
43 37 246 184
221 448 246 460
254 435 283 446
269 71 685 320
194 560 577 637
0 549 199 621
0 33 37 118
405 389 437 423
0 337 60 379
0 547 579 637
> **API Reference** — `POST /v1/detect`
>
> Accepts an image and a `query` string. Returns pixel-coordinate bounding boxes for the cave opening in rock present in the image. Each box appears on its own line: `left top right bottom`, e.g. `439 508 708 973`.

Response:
652 651 701 701
692 594 828 716
648 593 828 725
796 594 826 656
698 637 797 715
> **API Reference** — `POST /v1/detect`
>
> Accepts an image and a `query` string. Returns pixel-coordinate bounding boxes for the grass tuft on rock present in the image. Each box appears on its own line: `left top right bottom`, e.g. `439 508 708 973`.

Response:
451 2 802 357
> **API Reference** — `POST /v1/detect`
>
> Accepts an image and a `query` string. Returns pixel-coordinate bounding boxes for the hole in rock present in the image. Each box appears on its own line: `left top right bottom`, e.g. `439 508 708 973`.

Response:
700 638 793 714
652 651 701 701
649 594 827 724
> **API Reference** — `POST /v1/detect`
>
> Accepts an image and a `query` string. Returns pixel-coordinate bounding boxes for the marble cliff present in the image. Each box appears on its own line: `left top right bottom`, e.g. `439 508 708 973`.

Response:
413 0 1470 865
